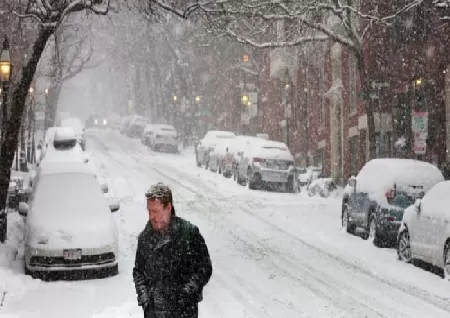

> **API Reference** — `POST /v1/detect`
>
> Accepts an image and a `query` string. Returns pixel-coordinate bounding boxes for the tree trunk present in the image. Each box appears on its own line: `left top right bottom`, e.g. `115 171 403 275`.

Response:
356 52 376 160
0 28 54 213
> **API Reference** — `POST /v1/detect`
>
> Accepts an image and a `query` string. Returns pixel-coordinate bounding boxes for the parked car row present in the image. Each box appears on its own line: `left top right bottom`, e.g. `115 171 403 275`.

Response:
342 158 450 279
196 131 296 192
20 125 120 279
141 124 179 153
120 115 149 138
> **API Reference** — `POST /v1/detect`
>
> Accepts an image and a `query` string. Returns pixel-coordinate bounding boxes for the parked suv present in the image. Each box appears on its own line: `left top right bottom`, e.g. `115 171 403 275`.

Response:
196 131 236 168
237 139 295 192
342 159 444 247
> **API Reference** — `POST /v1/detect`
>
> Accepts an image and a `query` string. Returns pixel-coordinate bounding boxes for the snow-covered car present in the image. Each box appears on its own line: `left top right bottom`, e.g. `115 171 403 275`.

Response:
208 138 235 176
196 131 236 168
20 162 120 278
38 127 89 166
148 124 179 152
229 136 264 181
236 139 295 192
397 180 450 279
141 124 154 146
60 117 86 150
126 116 149 138
342 159 444 247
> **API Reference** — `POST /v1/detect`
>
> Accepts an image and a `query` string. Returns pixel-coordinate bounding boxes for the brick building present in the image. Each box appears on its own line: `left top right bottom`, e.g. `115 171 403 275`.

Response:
256 1 449 183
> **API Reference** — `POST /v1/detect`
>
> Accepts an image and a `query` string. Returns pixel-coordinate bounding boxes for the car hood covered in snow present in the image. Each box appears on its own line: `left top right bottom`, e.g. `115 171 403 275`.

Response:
27 173 116 249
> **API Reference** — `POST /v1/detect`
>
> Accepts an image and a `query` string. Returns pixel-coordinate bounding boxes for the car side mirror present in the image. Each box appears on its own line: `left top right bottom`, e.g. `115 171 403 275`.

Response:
414 199 421 212
18 202 29 217
108 198 120 212
101 183 109 194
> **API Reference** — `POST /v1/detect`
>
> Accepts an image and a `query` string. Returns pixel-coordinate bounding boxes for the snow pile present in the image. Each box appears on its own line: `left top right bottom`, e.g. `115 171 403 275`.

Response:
307 178 337 198
395 136 407 149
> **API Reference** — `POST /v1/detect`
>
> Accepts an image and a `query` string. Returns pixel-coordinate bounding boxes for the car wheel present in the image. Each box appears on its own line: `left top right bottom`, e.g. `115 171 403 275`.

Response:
0 218 7 243
397 229 412 263
368 214 382 247
247 168 256 190
342 205 356 235
444 242 450 281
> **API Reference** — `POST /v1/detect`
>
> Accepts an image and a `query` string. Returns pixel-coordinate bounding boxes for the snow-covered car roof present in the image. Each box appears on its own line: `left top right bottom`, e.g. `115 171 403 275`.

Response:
250 140 293 161
53 127 77 142
356 159 444 196
28 172 115 248
204 130 236 140
61 117 84 135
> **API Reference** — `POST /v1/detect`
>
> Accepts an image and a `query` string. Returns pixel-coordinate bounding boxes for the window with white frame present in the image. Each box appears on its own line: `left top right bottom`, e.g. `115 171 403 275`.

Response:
349 52 357 115
319 65 325 127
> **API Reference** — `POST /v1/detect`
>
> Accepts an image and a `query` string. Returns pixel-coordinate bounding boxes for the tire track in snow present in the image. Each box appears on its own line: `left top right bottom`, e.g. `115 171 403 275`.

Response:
93 131 450 317
89 134 282 317
92 134 396 317
147 157 450 315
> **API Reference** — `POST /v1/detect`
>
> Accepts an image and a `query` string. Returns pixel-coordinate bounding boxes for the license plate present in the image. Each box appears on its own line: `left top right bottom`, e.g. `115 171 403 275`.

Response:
63 249 82 260
273 172 287 180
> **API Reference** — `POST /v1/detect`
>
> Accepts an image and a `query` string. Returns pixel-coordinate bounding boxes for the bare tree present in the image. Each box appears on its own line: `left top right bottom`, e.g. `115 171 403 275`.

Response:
0 0 111 242
147 0 441 160
39 15 98 129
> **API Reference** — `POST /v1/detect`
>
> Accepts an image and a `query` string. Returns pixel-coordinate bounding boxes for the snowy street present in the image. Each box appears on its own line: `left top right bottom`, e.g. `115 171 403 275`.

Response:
2 129 450 318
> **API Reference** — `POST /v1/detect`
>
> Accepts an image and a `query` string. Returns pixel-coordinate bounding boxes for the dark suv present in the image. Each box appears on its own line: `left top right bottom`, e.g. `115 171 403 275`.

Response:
342 159 444 247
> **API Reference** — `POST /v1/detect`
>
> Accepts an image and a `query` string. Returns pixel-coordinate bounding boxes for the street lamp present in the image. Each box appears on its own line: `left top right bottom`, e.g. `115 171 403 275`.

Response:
44 88 49 95
0 37 11 82
242 94 249 104
29 87 34 94
1 35 12 144
195 95 201 102
173 95 177 101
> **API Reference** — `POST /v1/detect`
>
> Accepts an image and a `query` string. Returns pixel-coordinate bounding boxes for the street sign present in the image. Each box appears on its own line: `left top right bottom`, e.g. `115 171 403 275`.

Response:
241 113 250 125
413 133 427 155
412 111 428 134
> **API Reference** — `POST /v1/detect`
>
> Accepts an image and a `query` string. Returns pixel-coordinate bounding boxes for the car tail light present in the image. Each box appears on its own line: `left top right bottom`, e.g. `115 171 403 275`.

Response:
385 186 396 204
385 189 395 199
253 157 266 163
386 216 396 222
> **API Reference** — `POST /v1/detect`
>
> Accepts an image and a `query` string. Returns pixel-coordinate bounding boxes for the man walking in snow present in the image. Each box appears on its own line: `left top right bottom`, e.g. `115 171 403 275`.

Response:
133 182 212 318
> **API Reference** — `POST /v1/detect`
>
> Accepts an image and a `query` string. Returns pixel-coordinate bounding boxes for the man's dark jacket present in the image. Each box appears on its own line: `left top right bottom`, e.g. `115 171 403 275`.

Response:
133 209 212 318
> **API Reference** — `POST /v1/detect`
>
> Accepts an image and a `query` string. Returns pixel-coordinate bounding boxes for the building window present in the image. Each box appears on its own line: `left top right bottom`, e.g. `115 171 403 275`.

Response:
359 129 367 168
314 149 324 175
383 132 392 158
349 52 357 115
319 65 325 127
375 132 381 158
349 136 358 176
